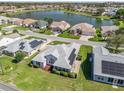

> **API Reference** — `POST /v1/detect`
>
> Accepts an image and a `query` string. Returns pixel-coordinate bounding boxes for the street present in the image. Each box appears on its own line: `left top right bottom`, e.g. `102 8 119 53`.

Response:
19 30 106 47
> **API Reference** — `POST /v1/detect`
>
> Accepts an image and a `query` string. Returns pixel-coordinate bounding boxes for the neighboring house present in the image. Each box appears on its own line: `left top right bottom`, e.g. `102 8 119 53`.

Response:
0 16 11 24
12 18 24 25
4 39 45 56
70 23 96 36
32 43 80 73
0 37 20 47
101 25 119 37
22 18 37 27
34 20 48 29
92 46 124 86
50 21 70 33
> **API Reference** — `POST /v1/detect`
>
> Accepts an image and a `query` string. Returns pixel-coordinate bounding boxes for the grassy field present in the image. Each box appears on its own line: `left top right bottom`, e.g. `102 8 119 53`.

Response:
0 46 124 90
58 32 80 39
48 41 70 45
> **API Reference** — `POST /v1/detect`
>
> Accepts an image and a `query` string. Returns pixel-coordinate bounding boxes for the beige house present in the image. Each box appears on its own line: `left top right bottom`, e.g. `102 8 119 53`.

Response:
101 25 119 37
50 21 70 32
70 23 96 36
22 18 37 27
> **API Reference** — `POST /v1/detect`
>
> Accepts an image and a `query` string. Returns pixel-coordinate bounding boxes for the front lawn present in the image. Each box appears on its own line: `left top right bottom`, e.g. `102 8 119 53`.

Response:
48 41 70 45
14 26 30 30
58 32 80 39
38 29 53 35
0 46 124 90
25 36 43 40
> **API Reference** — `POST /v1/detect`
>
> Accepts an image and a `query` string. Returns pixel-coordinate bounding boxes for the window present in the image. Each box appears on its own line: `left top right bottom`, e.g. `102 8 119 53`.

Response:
118 79 123 85
97 76 104 81
108 77 114 83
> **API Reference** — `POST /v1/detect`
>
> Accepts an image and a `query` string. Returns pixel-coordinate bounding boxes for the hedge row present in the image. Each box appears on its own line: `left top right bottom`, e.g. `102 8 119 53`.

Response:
52 68 77 78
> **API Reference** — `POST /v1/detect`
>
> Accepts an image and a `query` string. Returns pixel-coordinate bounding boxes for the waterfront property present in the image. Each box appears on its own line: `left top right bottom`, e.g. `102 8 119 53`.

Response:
50 21 70 33
22 18 37 27
4 38 45 56
101 25 119 37
92 46 124 86
70 23 96 36
32 43 80 74
34 20 48 29
0 16 11 25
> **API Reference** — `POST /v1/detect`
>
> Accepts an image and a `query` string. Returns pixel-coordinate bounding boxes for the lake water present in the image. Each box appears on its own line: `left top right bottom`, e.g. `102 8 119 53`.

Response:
14 10 114 27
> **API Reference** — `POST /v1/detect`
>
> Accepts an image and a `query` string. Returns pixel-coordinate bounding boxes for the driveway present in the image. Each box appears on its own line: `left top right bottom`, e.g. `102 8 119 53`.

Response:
79 35 93 41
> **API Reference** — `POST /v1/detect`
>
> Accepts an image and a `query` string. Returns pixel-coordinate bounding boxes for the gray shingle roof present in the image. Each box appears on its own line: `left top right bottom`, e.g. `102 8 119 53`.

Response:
5 38 43 53
93 46 124 80
32 43 80 70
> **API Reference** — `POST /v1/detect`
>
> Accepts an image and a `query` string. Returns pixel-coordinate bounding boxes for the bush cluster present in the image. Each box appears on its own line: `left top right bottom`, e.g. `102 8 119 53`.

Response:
52 68 77 78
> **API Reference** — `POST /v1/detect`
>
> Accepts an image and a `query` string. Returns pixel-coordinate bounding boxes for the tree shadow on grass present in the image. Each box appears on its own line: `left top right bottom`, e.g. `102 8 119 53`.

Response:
81 53 92 80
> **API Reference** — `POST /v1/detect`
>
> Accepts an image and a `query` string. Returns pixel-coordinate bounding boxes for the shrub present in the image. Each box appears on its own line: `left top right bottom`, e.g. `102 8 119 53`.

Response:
55 71 60 75
60 71 68 77
68 72 76 78
14 51 25 63
33 65 40 68
76 54 82 61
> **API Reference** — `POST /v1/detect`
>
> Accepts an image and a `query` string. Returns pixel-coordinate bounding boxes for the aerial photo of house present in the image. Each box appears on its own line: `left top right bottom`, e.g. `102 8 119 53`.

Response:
0 1 123 91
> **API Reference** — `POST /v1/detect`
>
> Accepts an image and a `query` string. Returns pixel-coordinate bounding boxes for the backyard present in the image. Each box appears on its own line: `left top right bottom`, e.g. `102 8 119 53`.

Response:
0 46 124 90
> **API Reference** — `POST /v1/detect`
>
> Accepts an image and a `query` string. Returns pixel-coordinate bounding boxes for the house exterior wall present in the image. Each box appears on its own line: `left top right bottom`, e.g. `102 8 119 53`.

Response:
93 74 124 86
32 61 46 68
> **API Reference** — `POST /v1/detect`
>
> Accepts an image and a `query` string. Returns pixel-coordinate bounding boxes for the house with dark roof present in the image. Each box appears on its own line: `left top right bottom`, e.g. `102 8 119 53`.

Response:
92 46 124 86
32 43 80 73
70 23 96 36
4 38 44 56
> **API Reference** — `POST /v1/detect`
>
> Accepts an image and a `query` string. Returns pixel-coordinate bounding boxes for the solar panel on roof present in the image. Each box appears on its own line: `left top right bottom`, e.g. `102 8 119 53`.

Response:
19 42 25 50
102 61 124 77
45 54 57 64
68 48 76 65
30 40 43 48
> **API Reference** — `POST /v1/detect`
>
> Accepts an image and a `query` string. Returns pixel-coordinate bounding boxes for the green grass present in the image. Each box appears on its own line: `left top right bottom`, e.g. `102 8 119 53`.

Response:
14 26 30 30
88 36 105 42
0 46 124 90
119 21 124 29
38 29 53 35
0 24 12 30
48 41 70 45
25 36 43 40
58 32 80 39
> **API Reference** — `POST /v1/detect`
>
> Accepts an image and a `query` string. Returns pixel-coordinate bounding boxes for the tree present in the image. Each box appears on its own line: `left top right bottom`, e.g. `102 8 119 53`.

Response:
14 51 25 63
43 17 53 28
115 8 124 19
106 31 124 53
96 8 105 16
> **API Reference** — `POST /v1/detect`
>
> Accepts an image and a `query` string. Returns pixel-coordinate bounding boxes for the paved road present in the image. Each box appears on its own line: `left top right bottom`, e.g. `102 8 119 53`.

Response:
0 82 20 91
19 30 106 47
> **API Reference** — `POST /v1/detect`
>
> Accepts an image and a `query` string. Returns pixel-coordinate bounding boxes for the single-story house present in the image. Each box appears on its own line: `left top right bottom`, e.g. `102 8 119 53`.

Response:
0 37 19 47
0 16 11 24
101 25 119 37
92 46 124 86
70 23 96 36
22 18 37 27
32 43 80 73
34 20 48 29
12 18 24 25
50 21 70 32
4 38 45 56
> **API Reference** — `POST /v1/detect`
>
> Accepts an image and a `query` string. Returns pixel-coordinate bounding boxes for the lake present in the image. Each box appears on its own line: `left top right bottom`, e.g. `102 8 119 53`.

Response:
14 10 114 27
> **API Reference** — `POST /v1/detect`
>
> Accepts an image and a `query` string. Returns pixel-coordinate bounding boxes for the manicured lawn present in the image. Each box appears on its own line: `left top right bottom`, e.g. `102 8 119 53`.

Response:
88 36 105 42
0 46 124 90
38 29 53 35
25 36 43 40
58 32 80 39
14 26 30 30
48 41 70 45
